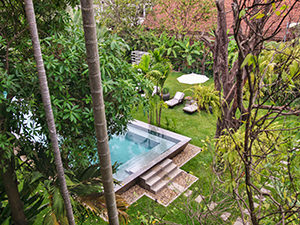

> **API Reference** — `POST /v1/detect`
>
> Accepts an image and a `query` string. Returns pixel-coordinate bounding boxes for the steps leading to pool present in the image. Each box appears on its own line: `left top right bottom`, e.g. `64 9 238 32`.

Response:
139 158 181 194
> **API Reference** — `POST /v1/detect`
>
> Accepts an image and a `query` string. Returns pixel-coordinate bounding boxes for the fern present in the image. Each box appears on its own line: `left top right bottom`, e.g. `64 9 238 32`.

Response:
191 84 220 115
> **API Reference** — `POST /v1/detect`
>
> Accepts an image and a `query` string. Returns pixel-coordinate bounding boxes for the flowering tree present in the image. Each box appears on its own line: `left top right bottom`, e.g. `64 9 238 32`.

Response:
149 0 216 39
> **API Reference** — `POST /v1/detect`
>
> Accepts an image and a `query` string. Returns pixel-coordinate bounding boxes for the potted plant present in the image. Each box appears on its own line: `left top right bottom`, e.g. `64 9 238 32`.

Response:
162 87 170 101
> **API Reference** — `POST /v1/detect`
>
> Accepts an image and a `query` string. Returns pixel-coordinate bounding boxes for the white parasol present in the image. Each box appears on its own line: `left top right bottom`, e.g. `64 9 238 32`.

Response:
177 73 209 84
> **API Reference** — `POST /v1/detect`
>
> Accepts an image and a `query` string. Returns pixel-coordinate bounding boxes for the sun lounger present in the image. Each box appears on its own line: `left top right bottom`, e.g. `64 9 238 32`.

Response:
165 92 185 107
183 102 198 114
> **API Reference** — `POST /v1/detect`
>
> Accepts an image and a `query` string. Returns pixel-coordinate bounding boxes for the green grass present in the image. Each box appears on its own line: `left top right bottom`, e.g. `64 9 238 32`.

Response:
125 72 220 224
135 72 216 144
83 72 219 224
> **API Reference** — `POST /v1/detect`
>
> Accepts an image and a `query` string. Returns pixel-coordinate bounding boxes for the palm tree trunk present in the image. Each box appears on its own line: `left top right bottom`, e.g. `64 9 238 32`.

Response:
80 0 119 224
24 1 75 225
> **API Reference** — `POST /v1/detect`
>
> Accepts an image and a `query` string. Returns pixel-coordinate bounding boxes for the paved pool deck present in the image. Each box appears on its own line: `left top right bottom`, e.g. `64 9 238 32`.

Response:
120 144 201 207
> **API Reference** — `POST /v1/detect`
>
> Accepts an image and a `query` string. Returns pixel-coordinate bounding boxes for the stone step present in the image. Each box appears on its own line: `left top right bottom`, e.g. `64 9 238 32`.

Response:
145 163 177 187
151 178 169 194
151 167 181 194
140 158 172 181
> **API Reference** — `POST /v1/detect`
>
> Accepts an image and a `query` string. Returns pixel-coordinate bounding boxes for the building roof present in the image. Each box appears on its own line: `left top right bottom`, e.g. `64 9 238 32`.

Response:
144 0 300 40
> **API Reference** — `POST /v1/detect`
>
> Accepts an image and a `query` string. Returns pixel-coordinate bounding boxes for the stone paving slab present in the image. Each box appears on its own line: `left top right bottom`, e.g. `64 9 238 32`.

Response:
281 160 288 165
208 202 217 211
119 144 201 207
195 195 204 203
120 170 198 207
184 189 193 197
255 195 266 201
234 217 243 225
221 212 231 221
234 217 250 225
172 144 201 167
169 182 185 193
260 187 271 194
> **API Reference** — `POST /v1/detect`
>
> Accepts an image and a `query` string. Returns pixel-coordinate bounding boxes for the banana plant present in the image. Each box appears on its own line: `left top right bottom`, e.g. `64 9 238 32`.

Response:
175 37 201 67
152 32 179 59
134 47 172 126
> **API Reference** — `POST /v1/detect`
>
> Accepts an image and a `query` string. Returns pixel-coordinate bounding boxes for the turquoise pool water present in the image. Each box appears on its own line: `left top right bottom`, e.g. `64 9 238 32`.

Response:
110 131 159 165
109 123 178 181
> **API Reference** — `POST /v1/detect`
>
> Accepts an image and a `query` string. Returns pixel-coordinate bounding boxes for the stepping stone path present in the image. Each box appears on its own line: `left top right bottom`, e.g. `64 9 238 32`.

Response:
280 161 288 170
260 187 271 194
234 217 243 225
184 189 192 197
195 195 204 203
255 187 271 202
221 212 231 221
234 217 250 225
208 202 217 211
243 208 250 216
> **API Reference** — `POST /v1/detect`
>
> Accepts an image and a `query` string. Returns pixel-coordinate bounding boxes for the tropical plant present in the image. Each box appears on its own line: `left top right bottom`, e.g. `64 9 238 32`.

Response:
1 143 129 225
228 36 238 69
259 41 300 104
176 37 201 67
190 84 220 115
1 2 145 224
11 16 145 167
135 48 172 126
122 26 158 53
0 1 78 224
162 87 169 94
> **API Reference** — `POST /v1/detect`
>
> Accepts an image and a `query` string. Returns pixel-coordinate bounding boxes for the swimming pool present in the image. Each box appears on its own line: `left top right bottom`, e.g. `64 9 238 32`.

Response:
110 120 191 193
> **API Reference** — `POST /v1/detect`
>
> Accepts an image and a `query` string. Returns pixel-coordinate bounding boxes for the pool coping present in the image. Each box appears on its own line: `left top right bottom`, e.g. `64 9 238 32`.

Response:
114 120 191 193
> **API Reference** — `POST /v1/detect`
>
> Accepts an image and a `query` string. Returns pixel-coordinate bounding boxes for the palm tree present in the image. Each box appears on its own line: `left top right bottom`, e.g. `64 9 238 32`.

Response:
80 0 119 224
24 0 75 224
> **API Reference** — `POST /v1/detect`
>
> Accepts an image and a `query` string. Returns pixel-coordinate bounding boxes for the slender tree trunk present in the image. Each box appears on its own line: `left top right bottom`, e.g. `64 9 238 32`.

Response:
24 1 75 225
80 1 119 224
214 0 243 137
1 157 27 225
214 0 231 137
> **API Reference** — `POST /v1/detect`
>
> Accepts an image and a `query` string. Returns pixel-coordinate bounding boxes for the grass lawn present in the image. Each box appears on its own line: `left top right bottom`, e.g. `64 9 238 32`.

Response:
82 71 222 224
101 72 222 224
134 71 217 143
38 72 299 225
125 72 223 224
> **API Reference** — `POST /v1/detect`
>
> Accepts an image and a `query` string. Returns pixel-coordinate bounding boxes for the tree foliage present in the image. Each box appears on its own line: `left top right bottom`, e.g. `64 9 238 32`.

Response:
94 0 154 36
151 0 216 39
0 2 144 223
211 0 300 224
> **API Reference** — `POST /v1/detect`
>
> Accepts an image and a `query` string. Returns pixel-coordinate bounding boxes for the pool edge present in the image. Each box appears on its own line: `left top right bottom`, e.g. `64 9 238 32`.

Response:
114 120 191 194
